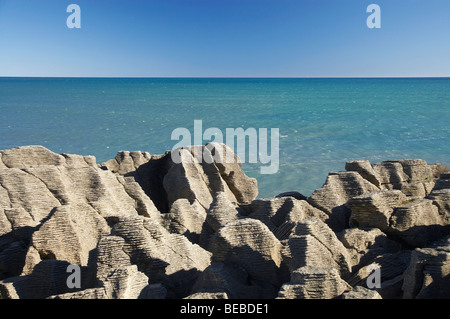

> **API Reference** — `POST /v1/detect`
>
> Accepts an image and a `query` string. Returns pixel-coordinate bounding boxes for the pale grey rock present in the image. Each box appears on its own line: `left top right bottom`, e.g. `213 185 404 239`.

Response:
31 204 110 267
99 265 150 299
308 171 380 232
103 143 258 214
0 167 62 226
0 145 96 169
372 161 408 190
209 218 282 297
95 235 167 299
0 164 147 221
349 190 448 247
161 198 207 244
207 142 258 205
294 218 352 279
249 197 329 241
47 287 108 299
342 286 382 299
389 199 445 247
111 215 211 298
61 153 97 168
0 153 6 169
400 182 427 197
1 145 449 299
163 147 235 210
0 259 86 299
282 218 351 280
392 159 434 182
282 235 331 273
185 291 229 299
117 175 161 221
402 236 450 299
190 262 259 299
345 160 381 187
348 190 407 232
0 147 161 284
206 192 242 232
337 227 401 270
100 150 151 175
371 159 438 196
427 188 450 224
347 252 411 298
277 267 350 299
0 145 66 168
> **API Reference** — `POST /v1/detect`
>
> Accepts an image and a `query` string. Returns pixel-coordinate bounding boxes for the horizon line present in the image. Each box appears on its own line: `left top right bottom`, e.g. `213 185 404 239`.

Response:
1 75 450 79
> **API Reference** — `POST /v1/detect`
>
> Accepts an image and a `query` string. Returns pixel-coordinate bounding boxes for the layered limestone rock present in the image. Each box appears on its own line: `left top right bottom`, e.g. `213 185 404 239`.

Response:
1 145 449 299
402 236 450 299
341 286 382 299
0 145 96 169
428 190 450 223
110 215 211 298
208 219 283 298
337 227 401 270
206 192 242 232
100 151 151 176
347 190 407 232
389 199 445 247
190 262 259 299
160 198 207 244
361 159 439 197
348 190 447 247
107 143 258 214
347 252 412 299
0 146 161 291
277 267 350 299
282 218 352 280
308 171 380 232
0 259 81 299
248 197 329 241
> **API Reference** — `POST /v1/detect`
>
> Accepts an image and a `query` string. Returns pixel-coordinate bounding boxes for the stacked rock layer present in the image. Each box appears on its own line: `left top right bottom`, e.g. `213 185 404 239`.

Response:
0 144 449 299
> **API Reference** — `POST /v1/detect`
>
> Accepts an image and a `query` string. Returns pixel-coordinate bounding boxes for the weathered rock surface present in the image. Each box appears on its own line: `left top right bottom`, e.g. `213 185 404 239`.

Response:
208 218 283 298
0 145 449 299
347 251 412 298
337 227 401 270
308 171 380 232
110 215 211 298
341 285 382 299
161 198 207 244
248 197 329 241
190 262 259 299
348 190 448 247
277 266 350 299
282 218 352 280
402 236 450 299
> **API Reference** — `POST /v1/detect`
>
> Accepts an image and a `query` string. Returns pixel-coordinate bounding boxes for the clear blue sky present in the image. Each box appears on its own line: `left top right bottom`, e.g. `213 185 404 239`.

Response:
0 0 449 77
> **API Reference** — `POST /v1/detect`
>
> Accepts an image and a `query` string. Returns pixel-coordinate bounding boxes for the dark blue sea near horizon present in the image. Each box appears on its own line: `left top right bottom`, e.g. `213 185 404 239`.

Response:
1 77 449 198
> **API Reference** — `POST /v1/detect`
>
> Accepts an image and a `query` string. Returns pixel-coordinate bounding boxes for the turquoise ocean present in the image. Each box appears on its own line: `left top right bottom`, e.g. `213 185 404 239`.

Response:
1 77 449 198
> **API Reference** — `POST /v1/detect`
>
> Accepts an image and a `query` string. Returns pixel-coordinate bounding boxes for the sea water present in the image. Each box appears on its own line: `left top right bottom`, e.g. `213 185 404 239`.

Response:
1 77 449 198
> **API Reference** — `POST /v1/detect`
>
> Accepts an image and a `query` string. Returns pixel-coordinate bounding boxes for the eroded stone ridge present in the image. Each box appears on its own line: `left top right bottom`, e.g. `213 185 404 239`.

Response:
0 145 449 299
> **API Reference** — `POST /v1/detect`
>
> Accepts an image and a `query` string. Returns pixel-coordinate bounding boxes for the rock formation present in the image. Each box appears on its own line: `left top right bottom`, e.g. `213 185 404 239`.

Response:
0 145 449 299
